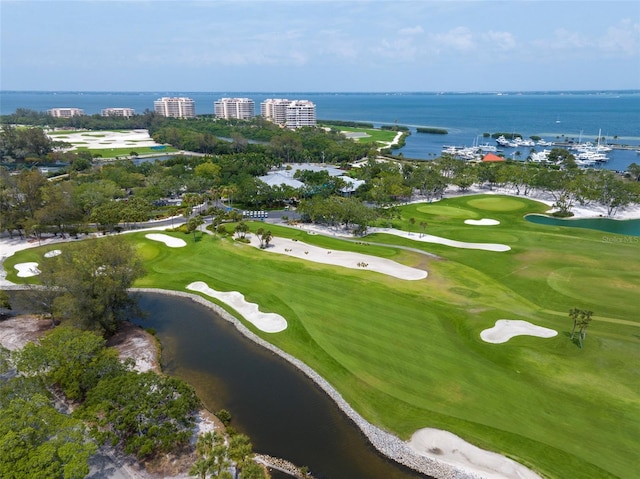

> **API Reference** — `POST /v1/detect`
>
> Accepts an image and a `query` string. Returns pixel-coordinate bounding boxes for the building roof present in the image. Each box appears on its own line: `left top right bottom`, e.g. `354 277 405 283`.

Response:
258 173 304 189
482 153 506 162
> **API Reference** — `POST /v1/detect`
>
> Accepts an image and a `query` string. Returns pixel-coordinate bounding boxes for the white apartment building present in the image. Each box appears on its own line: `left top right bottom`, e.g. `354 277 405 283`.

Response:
214 98 255 120
101 107 135 118
154 97 196 118
285 100 316 129
260 99 291 125
261 99 316 128
48 108 84 118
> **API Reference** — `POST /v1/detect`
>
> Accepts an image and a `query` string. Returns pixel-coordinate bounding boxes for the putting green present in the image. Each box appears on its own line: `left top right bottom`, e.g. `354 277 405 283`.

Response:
466 197 527 211
416 204 479 219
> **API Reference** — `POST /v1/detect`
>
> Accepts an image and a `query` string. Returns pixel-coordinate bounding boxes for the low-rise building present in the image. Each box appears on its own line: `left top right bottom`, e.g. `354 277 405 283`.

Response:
48 108 84 118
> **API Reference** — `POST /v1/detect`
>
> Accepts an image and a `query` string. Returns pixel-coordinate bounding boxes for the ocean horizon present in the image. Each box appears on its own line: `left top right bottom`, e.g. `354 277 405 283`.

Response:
2 90 639 169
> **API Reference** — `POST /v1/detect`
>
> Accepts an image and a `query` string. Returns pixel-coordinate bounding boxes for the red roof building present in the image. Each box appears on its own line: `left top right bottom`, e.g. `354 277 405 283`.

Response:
482 153 505 162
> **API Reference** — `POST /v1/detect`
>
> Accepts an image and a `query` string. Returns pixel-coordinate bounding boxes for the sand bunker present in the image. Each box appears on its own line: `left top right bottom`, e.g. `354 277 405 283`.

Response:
44 249 62 258
464 218 500 226
186 281 288 333
368 227 510 252
247 235 427 280
145 233 187 248
409 428 542 479
480 319 557 344
15 262 40 277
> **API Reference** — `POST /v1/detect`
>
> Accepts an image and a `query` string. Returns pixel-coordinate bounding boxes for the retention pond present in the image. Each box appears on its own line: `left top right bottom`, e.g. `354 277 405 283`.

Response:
133 292 430 479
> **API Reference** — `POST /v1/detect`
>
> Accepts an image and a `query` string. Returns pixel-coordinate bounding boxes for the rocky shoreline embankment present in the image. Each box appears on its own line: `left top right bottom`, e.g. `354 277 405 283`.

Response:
132 288 484 479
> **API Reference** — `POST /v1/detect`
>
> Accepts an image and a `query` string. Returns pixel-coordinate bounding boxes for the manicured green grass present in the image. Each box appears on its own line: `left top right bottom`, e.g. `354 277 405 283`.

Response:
326 125 398 144
74 146 178 157
6 194 639 479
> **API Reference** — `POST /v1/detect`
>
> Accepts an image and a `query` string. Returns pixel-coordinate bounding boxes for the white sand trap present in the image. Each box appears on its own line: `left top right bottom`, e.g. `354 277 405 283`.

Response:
15 262 41 277
247 235 427 280
410 428 542 479
369 227 510 252
464 218 500 226
145 233 187 248
44 249 62 258
481 319 557 344
186 281 287 333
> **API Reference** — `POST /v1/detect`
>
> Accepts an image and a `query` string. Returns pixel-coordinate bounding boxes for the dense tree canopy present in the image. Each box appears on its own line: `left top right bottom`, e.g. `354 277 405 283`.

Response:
78 370 200 458
36 237 145 335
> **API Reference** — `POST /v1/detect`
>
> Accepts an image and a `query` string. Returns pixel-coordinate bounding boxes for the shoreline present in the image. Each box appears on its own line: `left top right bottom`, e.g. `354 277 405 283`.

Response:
131 287 481 479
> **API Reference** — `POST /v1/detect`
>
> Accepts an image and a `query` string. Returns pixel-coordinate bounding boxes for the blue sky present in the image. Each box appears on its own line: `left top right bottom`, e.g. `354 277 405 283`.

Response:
1 0 639 92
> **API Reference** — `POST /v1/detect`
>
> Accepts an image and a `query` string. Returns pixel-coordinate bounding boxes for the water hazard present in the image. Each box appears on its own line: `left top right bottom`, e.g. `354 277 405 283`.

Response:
524 214 640 236
133 293 430 479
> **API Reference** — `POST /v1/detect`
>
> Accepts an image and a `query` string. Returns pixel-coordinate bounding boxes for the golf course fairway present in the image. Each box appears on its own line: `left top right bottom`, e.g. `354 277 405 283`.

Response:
6 194 639 479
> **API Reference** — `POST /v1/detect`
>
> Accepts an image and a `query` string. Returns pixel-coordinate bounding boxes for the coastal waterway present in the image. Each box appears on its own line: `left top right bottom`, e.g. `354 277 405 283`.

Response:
132 292 431 479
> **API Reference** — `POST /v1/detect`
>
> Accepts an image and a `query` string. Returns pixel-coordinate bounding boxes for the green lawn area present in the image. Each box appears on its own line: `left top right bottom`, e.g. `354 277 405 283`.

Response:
322 124 398 144
6 194 639 479
73 146 178 158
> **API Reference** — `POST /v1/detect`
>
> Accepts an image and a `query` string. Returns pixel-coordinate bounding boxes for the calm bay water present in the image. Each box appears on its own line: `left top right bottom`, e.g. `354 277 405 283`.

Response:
2 90 639 169
132 293 429 479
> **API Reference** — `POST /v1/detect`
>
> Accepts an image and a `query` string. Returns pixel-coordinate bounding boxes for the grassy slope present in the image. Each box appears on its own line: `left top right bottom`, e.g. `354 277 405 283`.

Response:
6 195 639 479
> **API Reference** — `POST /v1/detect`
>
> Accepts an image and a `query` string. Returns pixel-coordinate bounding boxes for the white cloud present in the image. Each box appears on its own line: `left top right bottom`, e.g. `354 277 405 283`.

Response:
371 37 419 62
483 31 517 52
597 19 639 55
428 27 476 53
399 26 424 36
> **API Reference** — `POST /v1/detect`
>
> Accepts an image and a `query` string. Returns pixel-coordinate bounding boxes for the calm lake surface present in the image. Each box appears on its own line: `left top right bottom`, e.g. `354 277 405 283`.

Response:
132 293 430 479
524 214 640 236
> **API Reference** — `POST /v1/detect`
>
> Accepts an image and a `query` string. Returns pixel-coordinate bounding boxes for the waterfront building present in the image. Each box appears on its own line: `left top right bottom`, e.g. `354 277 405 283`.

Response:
261 99 316 129
285 100 316 129
101 107 135 117
154 97 196 118
214 98 254 120
48 107 84 118
261 98 291 125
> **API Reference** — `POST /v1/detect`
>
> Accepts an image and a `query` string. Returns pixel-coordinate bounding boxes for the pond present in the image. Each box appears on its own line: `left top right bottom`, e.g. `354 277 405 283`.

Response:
524 214 640 236
133 293 430 479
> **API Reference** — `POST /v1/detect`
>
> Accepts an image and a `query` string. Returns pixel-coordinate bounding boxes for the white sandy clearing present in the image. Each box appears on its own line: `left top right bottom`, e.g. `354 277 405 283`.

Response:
366 227 511 252
47 129 162 151
480 319 558 344
247 235 427 281
410 428 542 479
186 281 288 333
15 262 40 277
464 218 501 226
145 233 187 248
44 249 62 258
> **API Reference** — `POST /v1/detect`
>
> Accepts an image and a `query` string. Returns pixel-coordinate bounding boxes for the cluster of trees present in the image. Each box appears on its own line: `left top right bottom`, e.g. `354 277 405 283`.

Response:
0 326 201 478
32 238 145 335
190 431 266 479
2 110 639 243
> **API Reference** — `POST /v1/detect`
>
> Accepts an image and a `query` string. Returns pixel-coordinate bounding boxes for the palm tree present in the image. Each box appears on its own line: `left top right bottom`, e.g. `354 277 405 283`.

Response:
569 307 581 340
190 431 229 479
419 221 428 238
234 221 249 240
228 434 253 479
577 310 593 348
